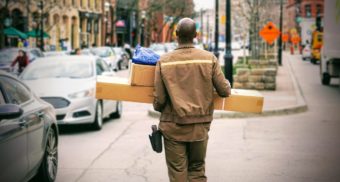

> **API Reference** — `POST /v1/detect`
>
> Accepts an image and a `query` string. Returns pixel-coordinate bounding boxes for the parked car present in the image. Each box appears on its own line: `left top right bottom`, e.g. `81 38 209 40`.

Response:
20 56 122 130
302 45 311 61
232 41 242 50
150 43 168 56
112 47 130 70
0 48 44 72
44 51 68 57
0 71 58 182
164 42 178 52
90 47 118 70
79 49 95 56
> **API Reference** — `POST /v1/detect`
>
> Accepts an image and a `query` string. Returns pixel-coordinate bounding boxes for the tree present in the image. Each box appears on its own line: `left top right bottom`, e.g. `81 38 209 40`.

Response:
235 0 281 59
145 0 194 43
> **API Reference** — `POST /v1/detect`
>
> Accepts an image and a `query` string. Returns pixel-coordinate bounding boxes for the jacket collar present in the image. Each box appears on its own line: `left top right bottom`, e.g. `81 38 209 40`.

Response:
176 43 195 50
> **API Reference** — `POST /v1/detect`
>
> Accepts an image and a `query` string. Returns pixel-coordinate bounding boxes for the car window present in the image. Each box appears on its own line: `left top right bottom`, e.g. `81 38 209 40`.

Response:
96 61 105 75
21 59 93 80
0 89 5 104
0 77 31 105
99 59 111 72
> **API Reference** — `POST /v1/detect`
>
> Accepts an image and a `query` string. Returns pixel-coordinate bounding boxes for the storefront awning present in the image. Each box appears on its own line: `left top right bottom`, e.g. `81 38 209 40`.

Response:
4 27 28 39
26 29 50 38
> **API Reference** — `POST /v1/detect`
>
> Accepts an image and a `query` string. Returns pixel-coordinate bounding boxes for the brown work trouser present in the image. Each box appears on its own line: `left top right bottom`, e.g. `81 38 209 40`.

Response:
164 138 208 182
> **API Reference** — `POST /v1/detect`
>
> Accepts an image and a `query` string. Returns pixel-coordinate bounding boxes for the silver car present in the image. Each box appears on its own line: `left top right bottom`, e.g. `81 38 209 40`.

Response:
20 55 122 130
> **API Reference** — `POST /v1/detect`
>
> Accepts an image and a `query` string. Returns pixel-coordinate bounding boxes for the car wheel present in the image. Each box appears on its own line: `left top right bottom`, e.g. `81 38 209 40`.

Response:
36 128 58 182
311 58 316 64
125 59 129 69
92 102 103 130
321 73 331 85
118 61 122 70
110 101 122 119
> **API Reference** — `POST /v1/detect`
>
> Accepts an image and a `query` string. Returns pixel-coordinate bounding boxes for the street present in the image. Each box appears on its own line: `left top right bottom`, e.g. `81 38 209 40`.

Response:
56 53 340 182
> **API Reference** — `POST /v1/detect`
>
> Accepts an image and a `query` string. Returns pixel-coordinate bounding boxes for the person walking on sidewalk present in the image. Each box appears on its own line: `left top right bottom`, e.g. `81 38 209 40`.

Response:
153 17 231 182
11 49 29 74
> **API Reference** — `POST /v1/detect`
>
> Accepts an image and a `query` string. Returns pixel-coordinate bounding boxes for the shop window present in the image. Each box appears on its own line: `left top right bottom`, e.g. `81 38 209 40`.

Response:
316 4 323 15
305 4 311 18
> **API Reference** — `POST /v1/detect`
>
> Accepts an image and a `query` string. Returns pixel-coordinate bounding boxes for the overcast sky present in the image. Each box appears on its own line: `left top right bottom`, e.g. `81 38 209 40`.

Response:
193 0 214 11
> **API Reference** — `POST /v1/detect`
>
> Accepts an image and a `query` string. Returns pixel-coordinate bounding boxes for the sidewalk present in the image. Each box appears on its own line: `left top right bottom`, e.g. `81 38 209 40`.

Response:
148 52 307 118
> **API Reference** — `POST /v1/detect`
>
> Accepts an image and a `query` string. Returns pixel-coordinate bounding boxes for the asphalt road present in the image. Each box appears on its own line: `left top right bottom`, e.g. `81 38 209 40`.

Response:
56 53 340 182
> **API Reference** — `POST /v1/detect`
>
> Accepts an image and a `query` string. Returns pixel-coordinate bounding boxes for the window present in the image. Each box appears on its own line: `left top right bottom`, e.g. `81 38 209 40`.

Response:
316 4 323 15
96 61 105 75
305 4 311 18
0 90 5 105
0 77 31 105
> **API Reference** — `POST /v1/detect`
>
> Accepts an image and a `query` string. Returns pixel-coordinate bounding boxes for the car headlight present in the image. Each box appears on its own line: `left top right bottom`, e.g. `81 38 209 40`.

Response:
68 88 95 99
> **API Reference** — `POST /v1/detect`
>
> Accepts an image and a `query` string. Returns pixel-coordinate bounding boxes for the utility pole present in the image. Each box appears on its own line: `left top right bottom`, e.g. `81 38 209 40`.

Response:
224 0 233 86
214 0 219 58
278 0 283 66
39 1 44 51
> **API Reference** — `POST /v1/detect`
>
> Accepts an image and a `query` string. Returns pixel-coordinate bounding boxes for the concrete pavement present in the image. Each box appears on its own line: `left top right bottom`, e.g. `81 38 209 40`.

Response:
56 52 340 182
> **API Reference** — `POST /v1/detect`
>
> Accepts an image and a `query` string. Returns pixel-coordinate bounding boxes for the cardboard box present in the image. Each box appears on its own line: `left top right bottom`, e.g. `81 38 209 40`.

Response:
97 76 154 103
129 63 155 87
96 76 264 113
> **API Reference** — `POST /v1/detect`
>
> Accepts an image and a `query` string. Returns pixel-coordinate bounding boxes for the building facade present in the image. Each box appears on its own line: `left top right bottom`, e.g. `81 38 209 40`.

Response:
1 0 105 50
286 0 324 34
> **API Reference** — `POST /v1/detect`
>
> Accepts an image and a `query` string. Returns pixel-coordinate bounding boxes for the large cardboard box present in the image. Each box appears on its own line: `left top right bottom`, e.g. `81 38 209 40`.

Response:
96 76 264 113
129 63 155 87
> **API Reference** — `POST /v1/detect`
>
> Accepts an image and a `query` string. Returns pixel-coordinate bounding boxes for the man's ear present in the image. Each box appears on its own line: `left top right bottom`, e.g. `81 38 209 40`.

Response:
193 31 197 38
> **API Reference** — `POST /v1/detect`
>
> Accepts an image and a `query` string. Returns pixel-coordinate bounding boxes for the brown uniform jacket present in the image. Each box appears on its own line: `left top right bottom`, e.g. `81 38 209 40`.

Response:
153 44 231 125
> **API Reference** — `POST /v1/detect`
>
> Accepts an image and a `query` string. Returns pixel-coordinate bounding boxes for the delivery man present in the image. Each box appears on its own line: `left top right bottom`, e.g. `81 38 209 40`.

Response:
153 18 231 182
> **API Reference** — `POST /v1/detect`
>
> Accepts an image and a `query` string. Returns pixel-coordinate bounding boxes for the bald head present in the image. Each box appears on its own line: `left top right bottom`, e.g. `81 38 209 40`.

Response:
176 18 197 44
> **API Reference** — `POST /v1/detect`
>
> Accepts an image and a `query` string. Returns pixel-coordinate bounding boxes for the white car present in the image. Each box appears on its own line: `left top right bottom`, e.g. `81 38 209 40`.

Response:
44 51 67 57
150 44 167 56
90 47 118 71
302 45 311 61
20 55 122 130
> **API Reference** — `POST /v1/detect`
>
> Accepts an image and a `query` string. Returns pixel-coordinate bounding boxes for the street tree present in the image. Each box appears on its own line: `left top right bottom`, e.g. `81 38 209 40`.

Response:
235 0 281 59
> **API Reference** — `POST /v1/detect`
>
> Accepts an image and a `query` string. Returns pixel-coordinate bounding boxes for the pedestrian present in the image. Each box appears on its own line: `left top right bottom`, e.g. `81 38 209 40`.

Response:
153 18 231 182
124 43 132 58
23 39 29 48
64 38 71 51
11 49 29 74
17 39 24 48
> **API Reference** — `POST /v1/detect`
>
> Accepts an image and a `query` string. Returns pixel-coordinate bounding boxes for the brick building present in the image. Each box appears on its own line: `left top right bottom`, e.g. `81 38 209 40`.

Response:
286 0 324 33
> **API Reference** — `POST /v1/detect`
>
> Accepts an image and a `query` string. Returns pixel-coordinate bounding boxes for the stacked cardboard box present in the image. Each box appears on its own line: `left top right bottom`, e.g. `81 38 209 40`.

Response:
96 63 264 113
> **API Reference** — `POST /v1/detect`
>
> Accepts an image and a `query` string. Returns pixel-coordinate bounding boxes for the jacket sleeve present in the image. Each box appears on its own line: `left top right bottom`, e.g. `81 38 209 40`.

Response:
153 61 167 112
11 57 18 67
25 56 29 66
212 55 231 97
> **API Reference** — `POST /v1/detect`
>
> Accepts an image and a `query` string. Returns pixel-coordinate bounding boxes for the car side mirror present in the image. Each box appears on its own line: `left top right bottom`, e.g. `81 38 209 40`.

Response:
0 104 23 120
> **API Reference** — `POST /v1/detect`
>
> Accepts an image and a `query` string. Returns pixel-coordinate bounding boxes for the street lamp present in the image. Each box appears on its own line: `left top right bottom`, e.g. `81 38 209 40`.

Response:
278 0 283 66
105 1 110 45
140 10 146 47
214 0 219 58
38 1 44 51
224 0 233 87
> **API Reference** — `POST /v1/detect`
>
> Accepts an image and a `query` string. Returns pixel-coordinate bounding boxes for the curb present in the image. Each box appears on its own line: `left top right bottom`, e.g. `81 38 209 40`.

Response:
148 52 308 119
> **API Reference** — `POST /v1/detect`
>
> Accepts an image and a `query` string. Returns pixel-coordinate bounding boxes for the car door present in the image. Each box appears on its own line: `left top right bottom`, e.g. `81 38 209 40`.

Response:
95 59 117 117
0 76 28 182
15 81 46 173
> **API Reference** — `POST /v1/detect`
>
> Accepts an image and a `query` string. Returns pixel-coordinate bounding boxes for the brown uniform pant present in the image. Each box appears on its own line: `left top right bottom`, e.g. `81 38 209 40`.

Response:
164 138 208 182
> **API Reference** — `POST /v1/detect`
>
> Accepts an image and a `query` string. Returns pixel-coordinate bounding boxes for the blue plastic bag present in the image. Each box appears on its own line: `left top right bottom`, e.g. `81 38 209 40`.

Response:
132 45 160 65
